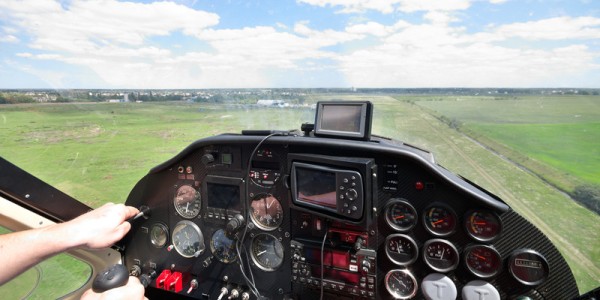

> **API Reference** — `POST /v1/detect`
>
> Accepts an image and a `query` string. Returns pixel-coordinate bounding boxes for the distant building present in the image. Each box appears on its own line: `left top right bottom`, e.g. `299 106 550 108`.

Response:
256 99 288 107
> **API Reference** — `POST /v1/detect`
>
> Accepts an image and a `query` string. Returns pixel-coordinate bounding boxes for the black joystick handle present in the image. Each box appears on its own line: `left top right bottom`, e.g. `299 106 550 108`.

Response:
92 264 129 293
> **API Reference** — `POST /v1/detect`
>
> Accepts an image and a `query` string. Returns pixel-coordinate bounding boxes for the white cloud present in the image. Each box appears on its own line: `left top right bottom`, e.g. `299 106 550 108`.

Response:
494 16 600 40
298 0 471 14
0 34 19 43
489 0 508 4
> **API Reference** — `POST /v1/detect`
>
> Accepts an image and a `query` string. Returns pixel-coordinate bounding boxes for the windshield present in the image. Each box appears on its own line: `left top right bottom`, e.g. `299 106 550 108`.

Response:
0 0 599 298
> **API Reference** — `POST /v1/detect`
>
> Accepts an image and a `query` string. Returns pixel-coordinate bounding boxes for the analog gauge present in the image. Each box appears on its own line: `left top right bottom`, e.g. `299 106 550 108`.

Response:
251 233 285 271
385 199 417 232
173 184 201 219
423 239 460 272
465 210 502 242
464 245 502 278
384 269 418 299
250 194 283 231
149 223 169 248
423 204 457 237
508 249 549 286
249 169 282 187
385 234 419 266
210 229 237 263
172 220 205 258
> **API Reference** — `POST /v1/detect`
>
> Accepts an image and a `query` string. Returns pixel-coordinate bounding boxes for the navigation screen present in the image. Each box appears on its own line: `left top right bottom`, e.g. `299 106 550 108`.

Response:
295 166 337 209
207 182 241 210
320 104 362 133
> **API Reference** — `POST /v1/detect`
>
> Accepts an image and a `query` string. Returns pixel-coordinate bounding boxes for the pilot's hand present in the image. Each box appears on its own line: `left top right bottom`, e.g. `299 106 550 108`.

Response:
57 202 140 249
81 276 147 300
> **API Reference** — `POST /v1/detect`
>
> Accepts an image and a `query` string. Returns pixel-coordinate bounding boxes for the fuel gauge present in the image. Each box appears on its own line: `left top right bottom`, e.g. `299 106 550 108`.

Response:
423 239 460 272
464 245 502 278
385 234 419 266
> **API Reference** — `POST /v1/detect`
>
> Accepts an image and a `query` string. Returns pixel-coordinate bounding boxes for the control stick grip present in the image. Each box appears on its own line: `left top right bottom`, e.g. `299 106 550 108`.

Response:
92 264 129 293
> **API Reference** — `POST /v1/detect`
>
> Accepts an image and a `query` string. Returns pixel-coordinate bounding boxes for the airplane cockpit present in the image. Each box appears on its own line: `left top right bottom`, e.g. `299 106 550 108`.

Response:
1 101 598 299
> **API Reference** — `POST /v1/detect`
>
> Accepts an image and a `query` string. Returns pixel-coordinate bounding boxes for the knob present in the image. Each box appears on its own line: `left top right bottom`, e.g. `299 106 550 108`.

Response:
228 288 240 299
201 153 215 165
92 264 129 293
361 259 371 273
354 237 364 251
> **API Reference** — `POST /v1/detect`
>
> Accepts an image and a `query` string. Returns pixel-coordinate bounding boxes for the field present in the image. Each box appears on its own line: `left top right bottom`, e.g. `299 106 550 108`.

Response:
0 96 599 296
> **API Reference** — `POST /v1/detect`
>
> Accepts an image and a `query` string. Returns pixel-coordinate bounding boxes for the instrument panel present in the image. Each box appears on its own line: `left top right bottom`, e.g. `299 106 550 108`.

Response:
120 134 578 300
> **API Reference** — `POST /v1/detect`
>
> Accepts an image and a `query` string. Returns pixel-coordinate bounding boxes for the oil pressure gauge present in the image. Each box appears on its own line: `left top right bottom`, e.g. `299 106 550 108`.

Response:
384 269 418 299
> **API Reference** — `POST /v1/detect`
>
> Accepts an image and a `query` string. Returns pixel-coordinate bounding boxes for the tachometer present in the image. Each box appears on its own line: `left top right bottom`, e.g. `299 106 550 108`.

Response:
423 204 457 237
464 245 502 278
173 184 201 219
210 229 237 263
465 210 502 242
251 233 284 271
385 199 417 232
172 220 205 258
385 234 419 266
423 239 460 272
384 269 418 299
250 194 283 231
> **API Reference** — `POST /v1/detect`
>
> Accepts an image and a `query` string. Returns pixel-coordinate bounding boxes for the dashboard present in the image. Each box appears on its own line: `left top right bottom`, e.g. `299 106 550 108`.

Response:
119 131 579 300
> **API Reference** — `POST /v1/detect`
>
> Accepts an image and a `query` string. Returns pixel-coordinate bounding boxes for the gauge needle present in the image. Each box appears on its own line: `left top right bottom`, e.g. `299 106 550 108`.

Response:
267 198 274 209
473 221 486 225
433 219 444 225
185 202 190 212
257 250 267 256
475 254 487 260
394 215 405 220
440 248 446 260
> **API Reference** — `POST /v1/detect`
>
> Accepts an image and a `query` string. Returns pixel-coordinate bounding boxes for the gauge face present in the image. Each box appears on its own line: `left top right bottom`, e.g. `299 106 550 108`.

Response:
465 210 502 242
172 220 205 258
173 184 201 219
250 194 283 231
384 269 418 299
149 223 169 248
251 233 284 271
423 239 460 272
423 204 457 237
210 229 237 263
385 199 417 232
508 249 549 286
385 234 419 266
464 245 502 278
249 169 282 187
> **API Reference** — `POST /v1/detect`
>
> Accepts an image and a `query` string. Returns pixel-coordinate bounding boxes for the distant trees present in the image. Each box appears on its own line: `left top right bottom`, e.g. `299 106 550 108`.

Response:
0 93 35 104
571 184 600 215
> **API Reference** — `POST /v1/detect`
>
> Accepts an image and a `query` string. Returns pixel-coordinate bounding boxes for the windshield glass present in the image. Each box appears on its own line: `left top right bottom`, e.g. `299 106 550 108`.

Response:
0 0 599 297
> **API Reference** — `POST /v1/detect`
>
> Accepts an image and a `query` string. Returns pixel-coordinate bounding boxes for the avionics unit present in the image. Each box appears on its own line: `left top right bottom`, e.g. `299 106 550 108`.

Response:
314 101 373 140
289 153 375 222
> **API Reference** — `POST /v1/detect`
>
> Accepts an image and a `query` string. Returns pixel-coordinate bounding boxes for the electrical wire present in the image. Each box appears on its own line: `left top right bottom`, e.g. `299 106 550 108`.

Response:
320 221 329 300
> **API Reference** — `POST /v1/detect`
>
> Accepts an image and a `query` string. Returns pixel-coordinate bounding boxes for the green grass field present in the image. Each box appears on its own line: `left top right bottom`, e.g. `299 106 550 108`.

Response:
0 97 599 295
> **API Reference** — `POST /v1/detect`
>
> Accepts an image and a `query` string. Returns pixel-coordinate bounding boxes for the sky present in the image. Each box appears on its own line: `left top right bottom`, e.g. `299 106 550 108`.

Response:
0 0 599 89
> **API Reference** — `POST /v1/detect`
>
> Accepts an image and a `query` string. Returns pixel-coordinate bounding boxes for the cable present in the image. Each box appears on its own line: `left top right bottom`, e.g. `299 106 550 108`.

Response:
236 132 285 299
320 221 329 300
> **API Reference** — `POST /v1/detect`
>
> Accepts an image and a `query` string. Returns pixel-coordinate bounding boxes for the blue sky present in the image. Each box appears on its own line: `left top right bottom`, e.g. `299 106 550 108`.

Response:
0 0 599 88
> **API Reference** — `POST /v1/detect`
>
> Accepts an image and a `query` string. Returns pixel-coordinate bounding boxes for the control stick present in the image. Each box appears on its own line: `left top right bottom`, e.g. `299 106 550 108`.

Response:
92 264 129 293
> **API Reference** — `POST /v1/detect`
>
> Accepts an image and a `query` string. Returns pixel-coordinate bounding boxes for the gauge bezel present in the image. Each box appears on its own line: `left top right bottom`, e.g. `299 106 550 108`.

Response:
464 244 502 278
422 203 457 237
508 249 549 286
384 269 418 299
385 234 419 266
173 184 202 219
423 238 460 273
464 210 502 243
249 194 284 231
172 220 205 258
250 233 285 272
149 223 169 248
210 229 237 264
384 199 418 232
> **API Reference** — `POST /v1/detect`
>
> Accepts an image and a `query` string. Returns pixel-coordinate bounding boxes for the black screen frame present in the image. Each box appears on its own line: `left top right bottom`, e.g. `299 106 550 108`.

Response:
314 101 372 140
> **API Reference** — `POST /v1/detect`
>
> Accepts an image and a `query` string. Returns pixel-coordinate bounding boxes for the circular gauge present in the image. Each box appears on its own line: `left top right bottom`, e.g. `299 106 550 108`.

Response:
251 233 285 272
508 249 549 286
249 169 282 187
465 210 502 242
423 239 460 272
385 199 417 232
385 234 419 266
149 223 169 248
173 184 201 219
423 204 457 237
210 229 237 263
250 194 283 231
464 245 502 278
385 269 418 299
172 220 205 258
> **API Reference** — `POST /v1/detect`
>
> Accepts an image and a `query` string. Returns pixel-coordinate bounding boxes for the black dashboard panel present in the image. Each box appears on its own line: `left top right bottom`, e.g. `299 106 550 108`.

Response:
120 133 578 300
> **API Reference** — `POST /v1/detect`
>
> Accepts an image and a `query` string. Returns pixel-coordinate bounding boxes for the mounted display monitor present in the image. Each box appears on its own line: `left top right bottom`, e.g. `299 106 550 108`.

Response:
314 101 373 140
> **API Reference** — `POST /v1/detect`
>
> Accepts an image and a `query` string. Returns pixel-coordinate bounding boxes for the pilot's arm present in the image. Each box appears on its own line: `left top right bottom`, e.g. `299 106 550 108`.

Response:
0 203 145 299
